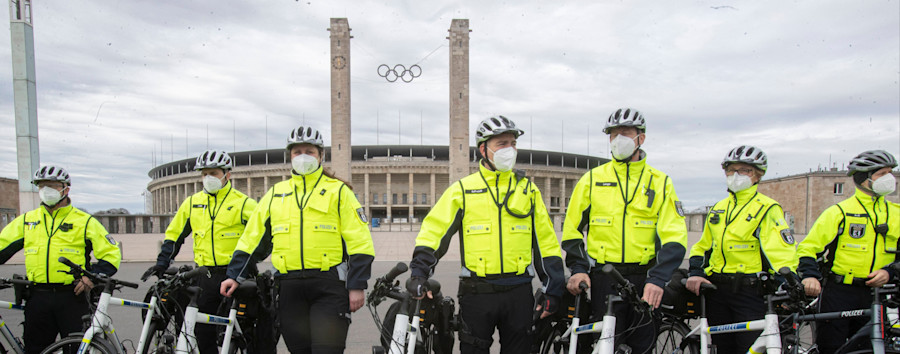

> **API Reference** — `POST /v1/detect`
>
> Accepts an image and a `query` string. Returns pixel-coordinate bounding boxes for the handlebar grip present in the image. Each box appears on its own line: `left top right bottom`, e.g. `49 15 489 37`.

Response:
7 278 33 286
181 266 207 280
384 262 409 283
891 262 900 274
779 267 800 287
602 264 628 286
58 257 80 270
578 281 589 291
119 279 140 289
680 278 718 291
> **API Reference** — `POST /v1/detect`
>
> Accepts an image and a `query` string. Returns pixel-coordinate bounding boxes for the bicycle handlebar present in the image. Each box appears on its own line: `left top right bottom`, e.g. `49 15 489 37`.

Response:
601 264 628 286
180 266 207 281
57 257 139 289
0 278 33 286
384 262 408 283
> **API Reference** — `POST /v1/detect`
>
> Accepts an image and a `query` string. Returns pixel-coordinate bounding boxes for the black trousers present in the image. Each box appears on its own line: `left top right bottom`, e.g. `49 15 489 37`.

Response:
278 277 350 354
23 287 90 354
457 283 533 354
196 270 229 354
816 282 873 354
705 280 766 353
589 272 655 354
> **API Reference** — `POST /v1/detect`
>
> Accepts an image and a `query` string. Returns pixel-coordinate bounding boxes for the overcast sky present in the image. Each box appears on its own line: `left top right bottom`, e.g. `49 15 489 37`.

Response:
1 1 898 213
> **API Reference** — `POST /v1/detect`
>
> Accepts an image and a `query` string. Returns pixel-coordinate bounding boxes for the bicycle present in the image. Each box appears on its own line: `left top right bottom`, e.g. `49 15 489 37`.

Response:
536 264 654 354
0 276 29 354
367 262 456 354
657 267 900 354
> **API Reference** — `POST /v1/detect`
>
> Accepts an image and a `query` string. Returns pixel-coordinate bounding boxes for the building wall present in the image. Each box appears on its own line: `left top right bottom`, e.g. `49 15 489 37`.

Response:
0 177 20 229
758 170 900 234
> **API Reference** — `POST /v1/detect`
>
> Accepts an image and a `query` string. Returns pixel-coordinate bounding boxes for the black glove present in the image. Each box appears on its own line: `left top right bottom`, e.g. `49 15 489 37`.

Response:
539 294 560 314
406 276 429 298
141 265 167 281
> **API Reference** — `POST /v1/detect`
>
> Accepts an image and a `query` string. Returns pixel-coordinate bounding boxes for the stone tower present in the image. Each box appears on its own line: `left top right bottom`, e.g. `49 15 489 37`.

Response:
9 0 40 211
329 18 352 181
448 19 470 182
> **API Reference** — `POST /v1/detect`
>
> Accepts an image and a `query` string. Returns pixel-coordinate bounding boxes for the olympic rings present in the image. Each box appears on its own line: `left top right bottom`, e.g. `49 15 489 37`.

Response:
377 64 422 83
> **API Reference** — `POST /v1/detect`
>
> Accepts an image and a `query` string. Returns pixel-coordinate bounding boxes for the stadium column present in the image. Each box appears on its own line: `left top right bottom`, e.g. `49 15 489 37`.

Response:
386 173 392 222
544 178 551 211
408 173 414 220
429 173 435 207
561 178 566 213
364 173 370 222
448 19 470 183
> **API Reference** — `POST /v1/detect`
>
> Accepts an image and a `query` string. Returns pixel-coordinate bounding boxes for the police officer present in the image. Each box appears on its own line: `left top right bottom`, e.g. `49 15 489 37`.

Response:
685 146 798 353
798 150 899 354
143 150 257 354
561 108 687 353
408 116 565 354
220 125 374 354
0 165 121 354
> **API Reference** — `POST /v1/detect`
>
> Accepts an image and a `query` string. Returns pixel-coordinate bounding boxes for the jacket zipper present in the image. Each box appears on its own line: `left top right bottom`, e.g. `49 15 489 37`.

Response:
210 195 218 267
300 178 306 270
719 194 736 273
621 163 629 263
497 175 504 274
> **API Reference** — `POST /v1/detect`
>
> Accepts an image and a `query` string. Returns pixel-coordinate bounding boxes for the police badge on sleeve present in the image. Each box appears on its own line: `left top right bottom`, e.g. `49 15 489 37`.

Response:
674 201 685 217
105 234 117 245
780 229 795 244
356 208 369 223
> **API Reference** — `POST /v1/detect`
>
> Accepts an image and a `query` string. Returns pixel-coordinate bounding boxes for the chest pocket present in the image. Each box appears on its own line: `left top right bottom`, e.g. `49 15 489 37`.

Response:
727 240 758 253
271 224 292 251
632 217 656 229
306 192 331 215
463 224 492 252
311 222 341 250
590 216 614 227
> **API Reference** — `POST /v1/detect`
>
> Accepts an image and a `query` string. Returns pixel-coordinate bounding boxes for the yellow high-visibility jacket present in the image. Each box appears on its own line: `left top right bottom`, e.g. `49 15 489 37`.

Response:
798 188 900 283
688 185 798 277
226 167 375 289
156 181 256 268
0 203 121 284
561 155 687 288
410 163 565 297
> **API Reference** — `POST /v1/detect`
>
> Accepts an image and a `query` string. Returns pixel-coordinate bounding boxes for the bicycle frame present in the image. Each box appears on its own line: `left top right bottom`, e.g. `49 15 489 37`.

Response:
175 300 243 354
77 287 160 354
0 300 25 354
558 295 619 354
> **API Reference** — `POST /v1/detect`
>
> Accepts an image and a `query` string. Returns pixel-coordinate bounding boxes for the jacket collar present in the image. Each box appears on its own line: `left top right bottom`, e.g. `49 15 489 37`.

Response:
611 150 647 174
728 184 758 204
478 161 514 185
205 181 233 198
854 187 883 206
291 166 324 186
41 202 73 219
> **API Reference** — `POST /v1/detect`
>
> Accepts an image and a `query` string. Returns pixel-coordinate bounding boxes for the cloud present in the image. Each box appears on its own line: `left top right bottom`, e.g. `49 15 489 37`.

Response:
0 0 897 213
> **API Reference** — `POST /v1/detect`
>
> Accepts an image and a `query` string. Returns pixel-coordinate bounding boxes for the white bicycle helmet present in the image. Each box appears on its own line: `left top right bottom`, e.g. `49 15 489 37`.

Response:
848 150 897 176
603 108 646 134
722 145 768 172
32 165 71 185
194 150 233 170
475 116 524 144
287 125 325 149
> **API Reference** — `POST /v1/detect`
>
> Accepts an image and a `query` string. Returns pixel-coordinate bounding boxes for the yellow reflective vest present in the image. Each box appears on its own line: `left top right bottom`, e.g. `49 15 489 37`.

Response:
410 163 565 297
561 155 687 287
797 188 900 283
156 181 257 268
0 203 121 284
226 168 375 289
688 185 798 277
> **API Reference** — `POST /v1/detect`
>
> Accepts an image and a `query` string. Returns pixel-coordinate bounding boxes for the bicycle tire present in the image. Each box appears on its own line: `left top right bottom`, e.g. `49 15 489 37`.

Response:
784 320 817 354
655 319 698 354
40 335 116 354
539 324 570 354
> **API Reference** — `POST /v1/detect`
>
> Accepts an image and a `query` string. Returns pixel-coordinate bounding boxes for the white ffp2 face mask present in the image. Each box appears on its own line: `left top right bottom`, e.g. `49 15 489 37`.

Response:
871 173 897 196
202 175 225 194
610 134 638 161
292 154 320 175
726 173 753 193
489 147 517 172
39 186 65 206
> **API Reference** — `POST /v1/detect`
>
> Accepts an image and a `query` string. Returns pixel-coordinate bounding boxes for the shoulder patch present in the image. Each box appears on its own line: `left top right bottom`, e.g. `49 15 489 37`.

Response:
675 201 685 217
105 234 117 245
192 204 208 209
356 208 368 223
465 188 487 194
849 223 866 239
594 182 617 187
780 229 795 244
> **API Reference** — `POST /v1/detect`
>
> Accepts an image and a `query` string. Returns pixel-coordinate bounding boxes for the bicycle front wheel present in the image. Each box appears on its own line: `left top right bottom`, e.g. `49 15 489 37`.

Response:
40 335 116 354
656 319 698 354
